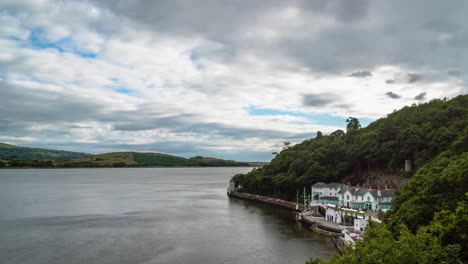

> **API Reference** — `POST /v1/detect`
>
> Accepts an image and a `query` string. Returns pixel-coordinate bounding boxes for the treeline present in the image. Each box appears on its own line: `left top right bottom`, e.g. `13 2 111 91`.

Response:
0 153 251 168
0 145 90 160
233 95 468 201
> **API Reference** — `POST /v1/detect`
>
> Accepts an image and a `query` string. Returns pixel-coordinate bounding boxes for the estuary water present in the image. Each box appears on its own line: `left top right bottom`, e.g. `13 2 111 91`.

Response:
0 168 335 264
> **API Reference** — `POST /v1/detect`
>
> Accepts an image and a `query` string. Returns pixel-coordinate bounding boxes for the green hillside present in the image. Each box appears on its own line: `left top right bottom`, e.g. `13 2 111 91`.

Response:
0 143 91 160
227 95 468 264
61 152 249 167
0 145 250 168
233 95 468 201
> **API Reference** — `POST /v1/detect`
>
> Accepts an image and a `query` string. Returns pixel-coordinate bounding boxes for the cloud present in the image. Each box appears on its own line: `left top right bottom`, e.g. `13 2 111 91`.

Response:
385 91 401 99
414 92 427 101
448 70 461 77
303 93 337 107
0 0 467 161
407 73 423 83
348 71 372 78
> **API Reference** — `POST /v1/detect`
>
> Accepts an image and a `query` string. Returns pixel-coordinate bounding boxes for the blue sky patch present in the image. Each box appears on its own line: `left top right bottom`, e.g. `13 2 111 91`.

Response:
115 87 134 95
27 28 97 58
247 107 373 127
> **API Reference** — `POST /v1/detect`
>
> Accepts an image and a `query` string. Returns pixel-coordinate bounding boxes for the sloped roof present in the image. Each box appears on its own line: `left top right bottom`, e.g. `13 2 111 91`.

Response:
312 182 327 187
338 188 347 194
380 189 396 197
338 186 357 194
354 188 369 196
328 182 342 188
354 188 377 197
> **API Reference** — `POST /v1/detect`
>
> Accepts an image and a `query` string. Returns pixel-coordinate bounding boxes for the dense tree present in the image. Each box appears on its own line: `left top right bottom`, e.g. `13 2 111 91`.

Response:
306 153 467 264
231 95 468 264
346 117 361 133
233 95 468 201
316 131 323 138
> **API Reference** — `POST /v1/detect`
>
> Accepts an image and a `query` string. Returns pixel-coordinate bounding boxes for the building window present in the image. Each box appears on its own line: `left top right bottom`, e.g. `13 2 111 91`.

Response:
346 195 349 200
367 197 370 202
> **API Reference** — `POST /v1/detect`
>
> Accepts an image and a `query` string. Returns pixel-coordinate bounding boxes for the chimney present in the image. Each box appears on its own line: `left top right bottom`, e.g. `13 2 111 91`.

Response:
405 160 412 172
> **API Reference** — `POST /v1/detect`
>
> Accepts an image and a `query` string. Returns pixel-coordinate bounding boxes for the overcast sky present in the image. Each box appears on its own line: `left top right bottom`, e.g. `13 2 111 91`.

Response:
0 0 467 161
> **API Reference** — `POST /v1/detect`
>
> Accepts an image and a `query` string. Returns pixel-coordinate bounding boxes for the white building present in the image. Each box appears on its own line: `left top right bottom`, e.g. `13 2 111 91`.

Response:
311 182 396 211
354 218 369 231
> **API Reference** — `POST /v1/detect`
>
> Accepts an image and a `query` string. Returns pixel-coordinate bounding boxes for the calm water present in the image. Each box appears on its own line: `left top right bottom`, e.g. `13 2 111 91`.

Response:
0 168 335 264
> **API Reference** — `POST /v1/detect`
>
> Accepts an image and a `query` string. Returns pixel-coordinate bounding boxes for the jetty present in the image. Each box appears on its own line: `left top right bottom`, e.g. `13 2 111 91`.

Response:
227 191 303 211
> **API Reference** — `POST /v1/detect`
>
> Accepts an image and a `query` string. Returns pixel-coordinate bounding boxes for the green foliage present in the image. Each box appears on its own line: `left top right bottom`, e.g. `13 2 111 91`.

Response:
8 159 54 167
307 152 468 264
133 152 194 166
0 143 90 160
429 193 468 261
386 153 468 233
188 156 249 167
318 223 461 264
112 162 126 167
234 95 468 201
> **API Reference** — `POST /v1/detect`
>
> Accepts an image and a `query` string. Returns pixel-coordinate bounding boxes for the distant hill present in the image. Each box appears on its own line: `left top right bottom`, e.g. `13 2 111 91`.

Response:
0 143 91 160
61 152 250 167
0 143 251 168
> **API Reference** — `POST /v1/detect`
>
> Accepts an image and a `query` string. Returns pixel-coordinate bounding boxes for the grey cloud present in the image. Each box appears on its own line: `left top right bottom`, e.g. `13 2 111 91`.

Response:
0 82 107 124
115 117 311 142
414 92 427 101
448 70 461 77
303 93 337 107
112 114 196 131
407 73 423 83
348 71 372 78
332 0 370 23
7 0 468 77
0 80 311 156
385 91 401 99
334 103 353 110
385 79 395 84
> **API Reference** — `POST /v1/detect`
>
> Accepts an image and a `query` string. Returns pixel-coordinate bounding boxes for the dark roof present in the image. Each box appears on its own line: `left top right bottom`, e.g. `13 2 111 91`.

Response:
379 189 396 197
338 187 357 194
312 182 327 187
369 190 378 197
354 188 377 197
354 188 369 196
320 196 339 200
338 188 347 194
328 182 342 188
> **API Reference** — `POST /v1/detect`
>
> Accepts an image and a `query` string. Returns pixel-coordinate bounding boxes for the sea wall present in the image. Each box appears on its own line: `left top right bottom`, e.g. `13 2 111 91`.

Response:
227 191 302 211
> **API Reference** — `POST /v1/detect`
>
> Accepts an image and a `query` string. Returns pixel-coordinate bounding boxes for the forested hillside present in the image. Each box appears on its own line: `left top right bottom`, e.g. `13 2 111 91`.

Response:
233 95 468 201
0 142 90 160
229 94 468 264
0 146 250 168
308 148 468 264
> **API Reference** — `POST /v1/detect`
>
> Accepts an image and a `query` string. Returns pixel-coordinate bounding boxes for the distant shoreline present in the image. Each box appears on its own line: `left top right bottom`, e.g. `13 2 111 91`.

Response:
0 166 256 170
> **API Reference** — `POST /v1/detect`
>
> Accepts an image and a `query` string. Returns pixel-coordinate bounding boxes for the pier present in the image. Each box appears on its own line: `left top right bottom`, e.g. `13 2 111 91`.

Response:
227 191 303 211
